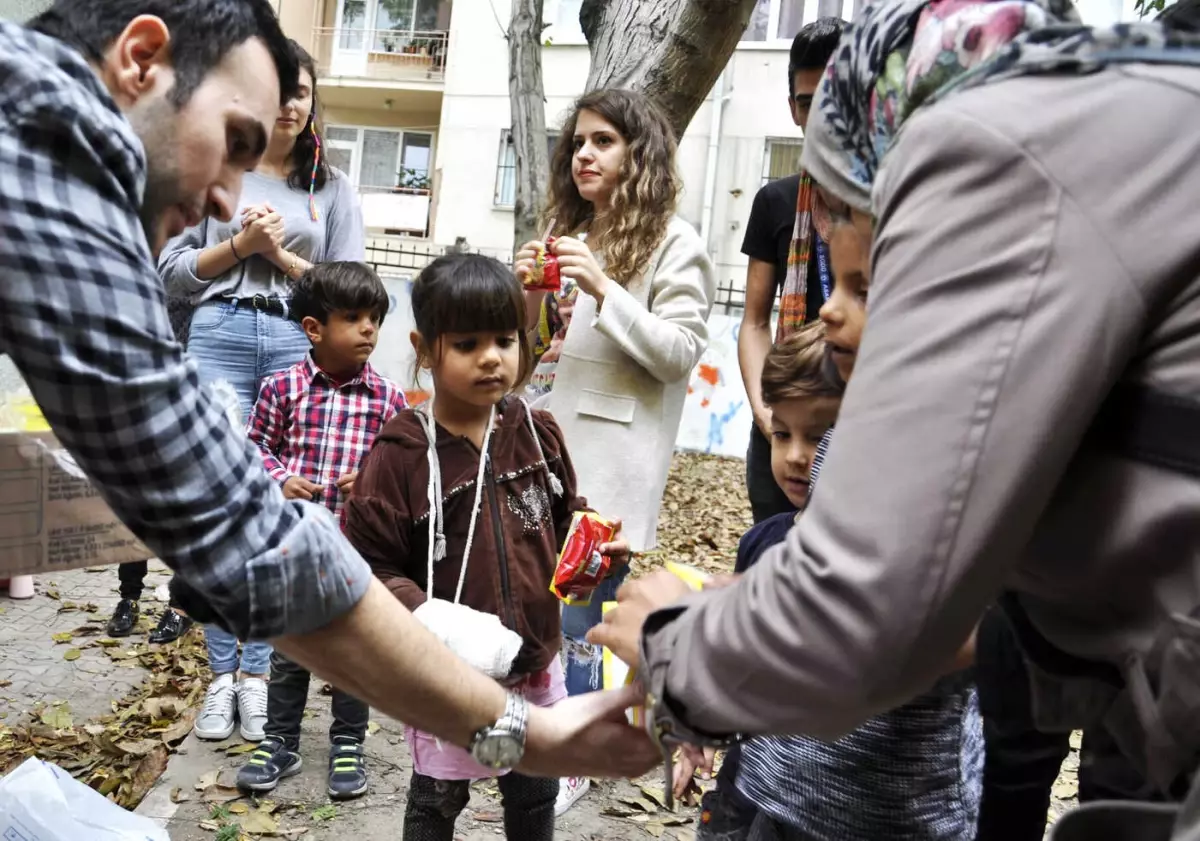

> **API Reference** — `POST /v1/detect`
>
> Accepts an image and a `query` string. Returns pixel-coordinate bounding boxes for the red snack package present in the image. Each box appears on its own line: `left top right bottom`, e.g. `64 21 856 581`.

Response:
549 511 616 605
523 237 561 292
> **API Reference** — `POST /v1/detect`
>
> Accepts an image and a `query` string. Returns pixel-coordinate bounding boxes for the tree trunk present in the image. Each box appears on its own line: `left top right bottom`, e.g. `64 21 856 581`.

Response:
508 0 551 254
580 0 758 139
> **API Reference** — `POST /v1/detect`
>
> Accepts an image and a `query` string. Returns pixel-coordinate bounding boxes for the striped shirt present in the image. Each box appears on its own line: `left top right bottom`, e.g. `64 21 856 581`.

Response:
247 357 406 521
734 428 985 839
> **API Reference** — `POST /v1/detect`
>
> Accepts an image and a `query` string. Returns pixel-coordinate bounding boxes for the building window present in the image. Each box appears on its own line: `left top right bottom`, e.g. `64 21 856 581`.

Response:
494 130 560 207
762 138 804 185
325 125 435 191
743 0 853 42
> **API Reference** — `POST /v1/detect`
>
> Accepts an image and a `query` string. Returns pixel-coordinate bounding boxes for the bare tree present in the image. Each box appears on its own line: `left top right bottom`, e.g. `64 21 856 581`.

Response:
580 0 759 139
508 0 551 254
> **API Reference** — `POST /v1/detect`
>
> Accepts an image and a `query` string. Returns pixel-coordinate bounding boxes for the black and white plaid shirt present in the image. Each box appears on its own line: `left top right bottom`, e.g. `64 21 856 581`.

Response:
0 22 371 640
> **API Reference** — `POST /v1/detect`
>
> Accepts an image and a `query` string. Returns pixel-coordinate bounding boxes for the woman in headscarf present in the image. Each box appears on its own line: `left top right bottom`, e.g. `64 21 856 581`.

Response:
597 2 1200 840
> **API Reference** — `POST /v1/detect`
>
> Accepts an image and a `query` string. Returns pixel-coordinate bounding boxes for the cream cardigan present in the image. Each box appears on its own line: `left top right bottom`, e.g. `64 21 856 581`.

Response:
544 217 716 551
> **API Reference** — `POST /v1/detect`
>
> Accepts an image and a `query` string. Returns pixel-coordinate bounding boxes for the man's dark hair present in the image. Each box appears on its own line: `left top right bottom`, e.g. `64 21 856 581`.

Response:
788 17 845 90
29 0 299 107
291 262 391 325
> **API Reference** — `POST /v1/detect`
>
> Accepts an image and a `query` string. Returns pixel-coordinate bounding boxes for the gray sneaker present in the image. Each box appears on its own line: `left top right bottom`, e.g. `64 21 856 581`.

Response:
237 677 269 742
236 736 302 793
194 674 237 741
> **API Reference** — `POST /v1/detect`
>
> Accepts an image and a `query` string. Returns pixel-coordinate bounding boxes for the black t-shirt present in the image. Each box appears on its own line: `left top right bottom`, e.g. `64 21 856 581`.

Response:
740 173 825 319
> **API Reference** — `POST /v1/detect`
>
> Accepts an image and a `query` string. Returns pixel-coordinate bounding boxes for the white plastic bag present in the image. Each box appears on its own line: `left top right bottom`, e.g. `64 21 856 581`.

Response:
413 598 523 679
0 757 170 841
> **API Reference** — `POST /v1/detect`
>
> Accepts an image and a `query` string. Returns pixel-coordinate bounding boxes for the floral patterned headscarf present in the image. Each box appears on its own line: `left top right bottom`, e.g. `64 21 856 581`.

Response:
803 0 1200 213
801 0 1076 212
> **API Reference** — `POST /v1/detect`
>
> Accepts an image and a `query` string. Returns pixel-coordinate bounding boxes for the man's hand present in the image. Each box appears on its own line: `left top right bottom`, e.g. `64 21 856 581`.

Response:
282 475 324 501
336 471 358 496
520 684 660 778
586 570 693 669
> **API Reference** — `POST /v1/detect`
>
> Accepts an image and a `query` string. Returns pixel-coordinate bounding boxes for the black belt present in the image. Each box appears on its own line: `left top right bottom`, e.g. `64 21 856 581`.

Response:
220 295 289 318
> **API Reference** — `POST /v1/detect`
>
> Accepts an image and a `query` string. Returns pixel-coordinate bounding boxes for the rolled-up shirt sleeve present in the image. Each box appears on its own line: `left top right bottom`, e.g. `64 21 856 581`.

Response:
640 97 1144 738
0 43 371 641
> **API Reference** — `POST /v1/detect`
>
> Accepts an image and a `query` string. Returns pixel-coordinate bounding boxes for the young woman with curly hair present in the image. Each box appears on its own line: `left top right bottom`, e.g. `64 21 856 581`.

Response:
515 87 716 815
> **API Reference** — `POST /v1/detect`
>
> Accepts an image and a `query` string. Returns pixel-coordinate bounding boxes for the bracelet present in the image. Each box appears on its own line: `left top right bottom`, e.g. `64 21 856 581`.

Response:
286 254 299 279
229 235 244 262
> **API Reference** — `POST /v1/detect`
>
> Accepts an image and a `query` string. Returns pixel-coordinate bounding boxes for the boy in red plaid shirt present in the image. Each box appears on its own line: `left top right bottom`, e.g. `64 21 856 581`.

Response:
236 261 406 800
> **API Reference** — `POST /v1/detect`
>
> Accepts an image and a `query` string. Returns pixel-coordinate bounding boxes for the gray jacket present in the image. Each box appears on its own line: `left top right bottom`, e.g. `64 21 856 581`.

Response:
641 60 1200 796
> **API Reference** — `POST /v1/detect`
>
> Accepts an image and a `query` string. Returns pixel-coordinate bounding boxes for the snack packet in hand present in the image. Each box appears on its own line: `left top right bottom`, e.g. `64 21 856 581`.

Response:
524 237 561 292
549 511 616 605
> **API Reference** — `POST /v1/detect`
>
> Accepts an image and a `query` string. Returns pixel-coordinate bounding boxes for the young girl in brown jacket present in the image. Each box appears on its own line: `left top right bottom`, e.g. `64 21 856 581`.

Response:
342 253 629 840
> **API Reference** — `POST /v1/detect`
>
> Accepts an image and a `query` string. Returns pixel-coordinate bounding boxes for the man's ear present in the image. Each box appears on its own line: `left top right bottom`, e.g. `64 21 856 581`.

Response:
104 16 173 106
302 315 323 345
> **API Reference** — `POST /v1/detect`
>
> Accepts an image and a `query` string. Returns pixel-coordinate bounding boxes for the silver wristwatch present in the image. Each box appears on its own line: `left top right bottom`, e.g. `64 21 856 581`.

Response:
468 693 529 770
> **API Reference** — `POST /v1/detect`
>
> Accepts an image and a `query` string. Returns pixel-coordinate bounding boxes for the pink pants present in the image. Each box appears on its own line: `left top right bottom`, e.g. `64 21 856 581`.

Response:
406 657 567 780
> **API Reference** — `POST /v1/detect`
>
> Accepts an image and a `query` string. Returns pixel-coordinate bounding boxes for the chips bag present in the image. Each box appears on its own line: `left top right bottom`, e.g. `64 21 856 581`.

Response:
523 237 561 292
549 511 616 605
602 562 712 726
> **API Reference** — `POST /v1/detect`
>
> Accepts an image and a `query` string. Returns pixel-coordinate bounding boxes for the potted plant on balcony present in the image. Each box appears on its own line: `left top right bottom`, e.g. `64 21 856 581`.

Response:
395 168 431 192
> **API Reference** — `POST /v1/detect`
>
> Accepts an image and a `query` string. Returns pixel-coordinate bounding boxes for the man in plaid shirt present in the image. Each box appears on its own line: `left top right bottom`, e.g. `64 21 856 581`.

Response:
0 0 661 782
240 262 405 800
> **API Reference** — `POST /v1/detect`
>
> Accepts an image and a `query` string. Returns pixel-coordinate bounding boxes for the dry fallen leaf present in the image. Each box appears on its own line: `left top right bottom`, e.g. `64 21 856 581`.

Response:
224 742 258 755
238 805 279 834
62 648 81 661
170 786 190 804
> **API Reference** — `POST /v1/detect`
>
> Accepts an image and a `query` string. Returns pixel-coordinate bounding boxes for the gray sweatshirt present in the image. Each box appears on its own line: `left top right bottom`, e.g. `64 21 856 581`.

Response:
158 168 364 302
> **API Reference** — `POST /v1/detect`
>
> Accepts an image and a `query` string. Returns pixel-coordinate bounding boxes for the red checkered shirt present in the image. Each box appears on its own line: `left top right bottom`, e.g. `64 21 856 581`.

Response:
248 357 407 520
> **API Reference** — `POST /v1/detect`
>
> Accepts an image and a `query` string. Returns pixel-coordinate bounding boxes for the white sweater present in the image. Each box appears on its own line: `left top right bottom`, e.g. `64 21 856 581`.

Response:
545 217 716 551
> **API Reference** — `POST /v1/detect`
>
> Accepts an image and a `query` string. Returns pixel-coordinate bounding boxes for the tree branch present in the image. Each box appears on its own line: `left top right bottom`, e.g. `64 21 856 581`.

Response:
508 0 551 254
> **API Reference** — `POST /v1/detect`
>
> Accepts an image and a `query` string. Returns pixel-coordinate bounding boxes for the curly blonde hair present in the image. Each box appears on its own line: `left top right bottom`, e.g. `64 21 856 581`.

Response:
542 89 680 286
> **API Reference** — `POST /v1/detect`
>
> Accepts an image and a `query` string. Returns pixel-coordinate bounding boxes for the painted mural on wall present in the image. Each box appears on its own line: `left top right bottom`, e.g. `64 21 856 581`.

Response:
369 271 755 459
676 313 754 458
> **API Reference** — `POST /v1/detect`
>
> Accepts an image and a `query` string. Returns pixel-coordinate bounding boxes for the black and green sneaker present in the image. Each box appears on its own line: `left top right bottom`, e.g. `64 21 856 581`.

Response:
236 736 302 793
327 736 368 800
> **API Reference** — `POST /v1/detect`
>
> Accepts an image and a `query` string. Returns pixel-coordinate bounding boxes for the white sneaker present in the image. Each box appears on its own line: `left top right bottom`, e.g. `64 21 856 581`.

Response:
194 673 237 740
554 776 590 817
237 677 269 742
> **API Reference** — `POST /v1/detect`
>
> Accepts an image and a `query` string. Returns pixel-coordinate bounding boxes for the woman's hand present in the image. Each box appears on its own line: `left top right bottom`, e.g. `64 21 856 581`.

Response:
240 210 285 256
241 203 274 225
599 518 631 570
514 240 543 283
552 236 612 303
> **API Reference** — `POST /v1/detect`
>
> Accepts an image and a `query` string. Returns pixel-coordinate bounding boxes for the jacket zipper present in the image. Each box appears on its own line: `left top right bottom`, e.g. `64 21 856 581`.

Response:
485 457 518 630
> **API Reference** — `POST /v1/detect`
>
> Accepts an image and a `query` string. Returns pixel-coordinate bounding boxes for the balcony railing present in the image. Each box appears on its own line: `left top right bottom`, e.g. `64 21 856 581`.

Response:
312 28 448 83
358 185 431 234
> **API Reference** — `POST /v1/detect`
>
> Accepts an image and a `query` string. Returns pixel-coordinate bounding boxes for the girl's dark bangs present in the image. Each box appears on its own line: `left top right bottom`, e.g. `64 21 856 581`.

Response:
431 266 523 336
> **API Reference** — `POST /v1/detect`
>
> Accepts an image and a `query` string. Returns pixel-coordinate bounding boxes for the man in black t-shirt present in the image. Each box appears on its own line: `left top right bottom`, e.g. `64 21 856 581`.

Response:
737 18 844 526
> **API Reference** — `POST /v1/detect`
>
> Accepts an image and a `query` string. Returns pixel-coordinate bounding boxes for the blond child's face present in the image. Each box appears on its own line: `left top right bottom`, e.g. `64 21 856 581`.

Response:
819 217 871 383
769 395 841 509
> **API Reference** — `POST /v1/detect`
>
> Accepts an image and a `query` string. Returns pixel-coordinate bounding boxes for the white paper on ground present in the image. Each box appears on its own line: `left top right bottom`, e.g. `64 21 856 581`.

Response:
0 757 170 841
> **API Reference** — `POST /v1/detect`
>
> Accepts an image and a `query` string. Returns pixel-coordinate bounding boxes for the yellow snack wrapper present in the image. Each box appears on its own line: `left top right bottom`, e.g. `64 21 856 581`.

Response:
600 562 711 725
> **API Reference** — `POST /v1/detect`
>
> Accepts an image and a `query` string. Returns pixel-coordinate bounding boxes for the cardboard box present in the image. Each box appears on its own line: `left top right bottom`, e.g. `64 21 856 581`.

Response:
0 397 152 576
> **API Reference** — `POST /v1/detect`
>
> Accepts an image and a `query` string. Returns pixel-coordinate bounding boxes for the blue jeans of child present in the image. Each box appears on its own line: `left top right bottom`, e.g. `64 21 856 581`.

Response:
562 565 631 696
186 299 310 676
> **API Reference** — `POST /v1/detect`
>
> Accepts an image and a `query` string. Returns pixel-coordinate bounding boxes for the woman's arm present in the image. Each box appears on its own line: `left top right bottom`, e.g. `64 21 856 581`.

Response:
591 223 717 384
158 219 236 295
738 259 779 436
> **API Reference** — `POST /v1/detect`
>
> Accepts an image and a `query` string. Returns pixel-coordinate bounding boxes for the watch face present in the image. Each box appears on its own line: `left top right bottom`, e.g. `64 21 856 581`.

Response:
475 733 524 769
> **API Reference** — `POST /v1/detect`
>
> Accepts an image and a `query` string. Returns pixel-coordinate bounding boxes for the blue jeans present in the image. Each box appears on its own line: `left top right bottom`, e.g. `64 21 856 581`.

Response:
187 300 310 675
562 566 631 696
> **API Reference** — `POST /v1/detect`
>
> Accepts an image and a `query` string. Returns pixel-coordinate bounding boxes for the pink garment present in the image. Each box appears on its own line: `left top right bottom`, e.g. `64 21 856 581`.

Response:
406 657 567 780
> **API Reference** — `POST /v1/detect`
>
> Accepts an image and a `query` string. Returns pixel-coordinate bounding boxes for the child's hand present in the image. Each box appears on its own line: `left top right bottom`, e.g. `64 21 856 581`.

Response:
282 475 323 500
599 518 630 570
673 743 716 802
551 237 611 302
514 240 544 281
336 471 358 496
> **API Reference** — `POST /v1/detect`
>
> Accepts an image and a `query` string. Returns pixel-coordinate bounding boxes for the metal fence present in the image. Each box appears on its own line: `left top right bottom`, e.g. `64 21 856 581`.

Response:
364 238 513 279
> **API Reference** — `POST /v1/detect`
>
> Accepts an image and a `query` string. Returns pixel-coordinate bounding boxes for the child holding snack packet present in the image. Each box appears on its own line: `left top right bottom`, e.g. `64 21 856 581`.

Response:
342 253 629 841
